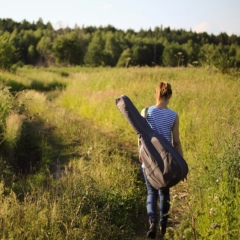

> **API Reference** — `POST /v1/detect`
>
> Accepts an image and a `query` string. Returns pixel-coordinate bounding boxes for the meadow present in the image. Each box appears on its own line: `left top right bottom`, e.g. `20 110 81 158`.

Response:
0 66 239 239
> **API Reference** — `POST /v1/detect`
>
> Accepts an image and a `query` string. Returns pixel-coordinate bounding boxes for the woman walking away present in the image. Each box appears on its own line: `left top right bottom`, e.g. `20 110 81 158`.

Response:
139 82 183 238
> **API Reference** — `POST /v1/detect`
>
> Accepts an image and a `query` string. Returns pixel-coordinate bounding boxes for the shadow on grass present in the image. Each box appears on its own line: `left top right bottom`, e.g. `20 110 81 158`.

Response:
1 79 26 92
0 103 148 239
30 79 66 91
3 79 66 94
1 117 60 176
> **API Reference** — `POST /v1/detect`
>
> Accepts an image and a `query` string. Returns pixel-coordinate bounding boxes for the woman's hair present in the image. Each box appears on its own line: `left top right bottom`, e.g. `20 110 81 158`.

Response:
155 82 172 101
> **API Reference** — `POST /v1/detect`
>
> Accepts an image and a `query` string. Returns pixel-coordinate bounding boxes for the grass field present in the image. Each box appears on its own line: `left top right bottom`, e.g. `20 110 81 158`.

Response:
0 66 239 239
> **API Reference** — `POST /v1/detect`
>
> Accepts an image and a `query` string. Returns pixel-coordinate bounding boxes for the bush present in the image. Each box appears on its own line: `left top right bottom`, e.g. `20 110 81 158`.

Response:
0 83 13 142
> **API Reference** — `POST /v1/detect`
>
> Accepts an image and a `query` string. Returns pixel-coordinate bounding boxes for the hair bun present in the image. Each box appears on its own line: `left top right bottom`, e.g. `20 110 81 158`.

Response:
158 82 172 99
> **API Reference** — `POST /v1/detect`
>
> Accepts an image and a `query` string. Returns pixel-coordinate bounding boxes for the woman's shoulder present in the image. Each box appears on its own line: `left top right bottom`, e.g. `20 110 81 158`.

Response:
167 108 177 115
147 106 157 115
166 109 178 121
148 106 156 111
148 106 177 115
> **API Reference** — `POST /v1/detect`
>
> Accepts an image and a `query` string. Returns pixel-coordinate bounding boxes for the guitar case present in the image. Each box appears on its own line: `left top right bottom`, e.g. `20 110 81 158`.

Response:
115 95 188 189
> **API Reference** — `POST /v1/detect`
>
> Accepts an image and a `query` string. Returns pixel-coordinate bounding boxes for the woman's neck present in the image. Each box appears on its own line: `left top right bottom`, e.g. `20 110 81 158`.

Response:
156 99 169 109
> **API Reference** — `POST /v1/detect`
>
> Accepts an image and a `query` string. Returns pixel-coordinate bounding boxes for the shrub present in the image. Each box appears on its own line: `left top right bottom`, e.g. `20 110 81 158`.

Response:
0 83 13 142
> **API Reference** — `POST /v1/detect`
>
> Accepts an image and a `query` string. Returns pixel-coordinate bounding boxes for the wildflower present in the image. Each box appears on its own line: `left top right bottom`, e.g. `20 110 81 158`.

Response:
209 208 214 215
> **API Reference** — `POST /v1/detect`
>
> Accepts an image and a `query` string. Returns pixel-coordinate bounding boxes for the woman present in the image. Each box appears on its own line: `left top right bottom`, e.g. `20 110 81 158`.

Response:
140 82 183 238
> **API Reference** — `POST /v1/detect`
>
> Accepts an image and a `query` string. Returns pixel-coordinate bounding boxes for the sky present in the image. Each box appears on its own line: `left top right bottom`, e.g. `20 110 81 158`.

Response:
1 0 240 36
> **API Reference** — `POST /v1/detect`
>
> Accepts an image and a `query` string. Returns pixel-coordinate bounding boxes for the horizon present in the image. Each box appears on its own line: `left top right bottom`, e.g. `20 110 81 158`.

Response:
1 0 240 36
1 17 239 37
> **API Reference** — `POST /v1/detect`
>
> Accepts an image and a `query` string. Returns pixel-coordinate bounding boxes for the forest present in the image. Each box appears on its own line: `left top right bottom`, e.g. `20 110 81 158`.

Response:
0 18 240 72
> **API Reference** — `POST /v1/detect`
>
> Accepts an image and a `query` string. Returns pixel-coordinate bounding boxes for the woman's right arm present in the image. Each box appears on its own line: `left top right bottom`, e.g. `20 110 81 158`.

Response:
172 115 183 157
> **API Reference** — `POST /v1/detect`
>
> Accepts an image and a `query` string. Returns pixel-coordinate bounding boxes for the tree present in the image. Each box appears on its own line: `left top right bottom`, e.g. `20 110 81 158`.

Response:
36 18 44 30
132 44 151 66
20 19 34 31
116 48 132 67
144 42 164 65
0 34 18 71
182 40 200 65
12 29 41 64
27 45 37 63
84 31 105 66
36 36 54 65
198 44 217 66
162 44 188 67
53 31 84 65
217 32 229 45
0 18 18 32
235 45 240 67
214 43 236 73
104 32 122 66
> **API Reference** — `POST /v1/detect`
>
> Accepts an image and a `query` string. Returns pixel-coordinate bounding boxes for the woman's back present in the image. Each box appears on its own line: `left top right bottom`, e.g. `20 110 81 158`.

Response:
146 106 177 143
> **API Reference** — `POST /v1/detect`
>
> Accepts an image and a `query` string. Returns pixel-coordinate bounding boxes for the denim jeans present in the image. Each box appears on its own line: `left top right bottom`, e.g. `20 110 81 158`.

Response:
142 168 170 226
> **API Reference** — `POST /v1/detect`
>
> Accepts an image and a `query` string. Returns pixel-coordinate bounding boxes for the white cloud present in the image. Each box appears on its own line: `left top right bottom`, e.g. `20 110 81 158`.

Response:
100 4 114 10
192 21 210 33
53 21 69 29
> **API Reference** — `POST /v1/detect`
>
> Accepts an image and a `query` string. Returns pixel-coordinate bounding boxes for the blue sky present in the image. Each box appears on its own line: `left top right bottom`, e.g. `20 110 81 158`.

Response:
1 0 240 35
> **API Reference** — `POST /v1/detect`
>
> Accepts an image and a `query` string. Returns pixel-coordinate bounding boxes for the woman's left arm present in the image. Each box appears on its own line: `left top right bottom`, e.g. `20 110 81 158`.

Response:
172 115 183 157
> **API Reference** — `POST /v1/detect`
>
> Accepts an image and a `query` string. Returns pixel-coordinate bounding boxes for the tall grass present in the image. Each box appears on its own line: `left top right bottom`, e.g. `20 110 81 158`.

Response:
58 67 240 239
4 113 24 148
0 66 239 239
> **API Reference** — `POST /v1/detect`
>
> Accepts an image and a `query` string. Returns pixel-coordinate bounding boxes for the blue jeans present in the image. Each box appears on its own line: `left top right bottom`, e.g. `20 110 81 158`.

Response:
142 169 170 226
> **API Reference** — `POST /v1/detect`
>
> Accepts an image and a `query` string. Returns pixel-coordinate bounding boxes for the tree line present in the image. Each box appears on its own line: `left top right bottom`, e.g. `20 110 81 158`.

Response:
0 18 240 72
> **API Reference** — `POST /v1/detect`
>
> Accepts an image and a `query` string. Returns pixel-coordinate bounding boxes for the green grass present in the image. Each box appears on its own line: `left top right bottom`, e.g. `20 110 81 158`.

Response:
0 66 239 239
57 67 240 239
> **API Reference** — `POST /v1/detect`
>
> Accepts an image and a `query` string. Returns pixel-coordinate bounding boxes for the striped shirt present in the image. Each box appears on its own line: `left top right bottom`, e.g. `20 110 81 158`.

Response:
146 106 177 143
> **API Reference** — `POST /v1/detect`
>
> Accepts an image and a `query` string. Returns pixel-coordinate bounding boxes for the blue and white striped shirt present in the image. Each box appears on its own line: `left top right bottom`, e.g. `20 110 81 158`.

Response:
146 106 177 143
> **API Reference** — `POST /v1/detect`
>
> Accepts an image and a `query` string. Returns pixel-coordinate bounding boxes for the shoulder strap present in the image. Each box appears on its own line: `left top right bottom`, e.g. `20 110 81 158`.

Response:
138 107 149 148
140 107 149 119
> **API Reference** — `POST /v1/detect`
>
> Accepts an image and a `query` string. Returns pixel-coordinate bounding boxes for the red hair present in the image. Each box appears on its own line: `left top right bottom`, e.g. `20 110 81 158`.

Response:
155 82 172 103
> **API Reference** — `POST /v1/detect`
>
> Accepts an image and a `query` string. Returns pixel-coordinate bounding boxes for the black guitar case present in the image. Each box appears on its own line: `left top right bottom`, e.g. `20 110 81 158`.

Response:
115 95 188 190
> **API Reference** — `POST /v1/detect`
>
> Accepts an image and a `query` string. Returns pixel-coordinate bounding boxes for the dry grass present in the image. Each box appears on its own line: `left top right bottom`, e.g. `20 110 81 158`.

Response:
4 113 24 147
